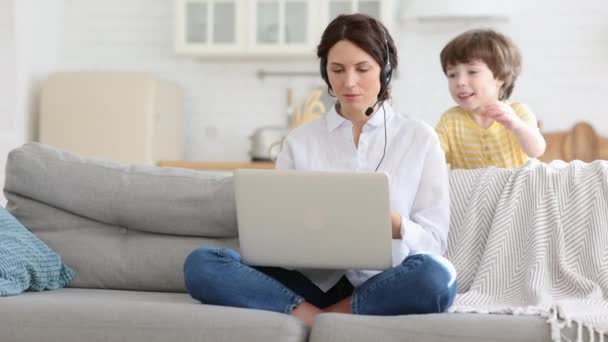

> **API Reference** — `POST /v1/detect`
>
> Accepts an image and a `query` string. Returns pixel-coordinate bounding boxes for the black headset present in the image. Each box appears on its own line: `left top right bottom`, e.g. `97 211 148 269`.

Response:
320 25 393 101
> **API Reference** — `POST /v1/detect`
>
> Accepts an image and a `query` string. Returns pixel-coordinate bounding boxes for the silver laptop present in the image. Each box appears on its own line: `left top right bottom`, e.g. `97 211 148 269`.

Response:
233 169 393 270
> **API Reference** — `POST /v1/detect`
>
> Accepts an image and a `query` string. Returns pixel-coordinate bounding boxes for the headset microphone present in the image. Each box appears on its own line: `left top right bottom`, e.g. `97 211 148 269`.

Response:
365 100 379 116
365 85 388 116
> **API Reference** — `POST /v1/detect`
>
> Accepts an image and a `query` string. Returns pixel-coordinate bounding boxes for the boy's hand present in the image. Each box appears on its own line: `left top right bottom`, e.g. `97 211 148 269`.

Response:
480 102 524 131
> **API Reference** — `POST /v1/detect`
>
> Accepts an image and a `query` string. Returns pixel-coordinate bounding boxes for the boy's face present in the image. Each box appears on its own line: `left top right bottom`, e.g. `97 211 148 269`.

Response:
445 59 505 114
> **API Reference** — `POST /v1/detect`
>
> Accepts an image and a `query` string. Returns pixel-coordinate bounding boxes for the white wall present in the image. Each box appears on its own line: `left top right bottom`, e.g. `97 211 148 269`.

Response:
0 0 18 206
0 0 17 132
0 0 64 205
9 0 608 166
14 0 65 142
60 0 322 161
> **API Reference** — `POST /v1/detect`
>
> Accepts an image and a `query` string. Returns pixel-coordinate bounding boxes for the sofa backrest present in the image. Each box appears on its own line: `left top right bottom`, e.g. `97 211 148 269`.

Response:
3 143 238 292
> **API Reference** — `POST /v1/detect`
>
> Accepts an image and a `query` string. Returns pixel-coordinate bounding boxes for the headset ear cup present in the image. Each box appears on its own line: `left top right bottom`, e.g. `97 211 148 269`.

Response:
379 38 393 92
379 53 392 96
380 63 390 86
384 61 393 85
320 58 330 88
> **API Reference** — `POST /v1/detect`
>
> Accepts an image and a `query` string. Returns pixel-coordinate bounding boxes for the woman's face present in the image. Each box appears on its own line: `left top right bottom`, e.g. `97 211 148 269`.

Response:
326 40 382 118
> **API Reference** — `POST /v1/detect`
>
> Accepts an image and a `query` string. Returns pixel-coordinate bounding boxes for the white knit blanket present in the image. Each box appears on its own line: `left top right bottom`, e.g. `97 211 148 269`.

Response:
446 160 608 341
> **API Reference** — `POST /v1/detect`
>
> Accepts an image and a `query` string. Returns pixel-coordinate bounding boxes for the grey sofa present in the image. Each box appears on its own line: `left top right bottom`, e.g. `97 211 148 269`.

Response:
0 143 595 342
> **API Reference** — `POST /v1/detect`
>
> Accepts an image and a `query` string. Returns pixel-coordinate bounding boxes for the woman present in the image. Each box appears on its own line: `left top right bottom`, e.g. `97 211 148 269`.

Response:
184 14 456 326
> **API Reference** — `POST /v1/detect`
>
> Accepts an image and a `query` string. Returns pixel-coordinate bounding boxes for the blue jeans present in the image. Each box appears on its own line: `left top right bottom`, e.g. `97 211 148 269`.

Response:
183 247 457 315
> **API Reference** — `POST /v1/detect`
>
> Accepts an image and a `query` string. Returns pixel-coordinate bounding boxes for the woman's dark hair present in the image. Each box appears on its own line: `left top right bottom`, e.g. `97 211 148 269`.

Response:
440 29 522 100
317 14 398 102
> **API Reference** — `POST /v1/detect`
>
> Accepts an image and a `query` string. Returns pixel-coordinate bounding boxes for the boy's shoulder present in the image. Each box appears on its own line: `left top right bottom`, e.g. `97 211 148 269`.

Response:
441 105 467 115
438 106 469 124
508 101 531 112
506 101 536 124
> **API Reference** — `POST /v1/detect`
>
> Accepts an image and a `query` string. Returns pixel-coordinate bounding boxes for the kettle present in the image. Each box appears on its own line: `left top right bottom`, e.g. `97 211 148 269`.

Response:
249 126 288 161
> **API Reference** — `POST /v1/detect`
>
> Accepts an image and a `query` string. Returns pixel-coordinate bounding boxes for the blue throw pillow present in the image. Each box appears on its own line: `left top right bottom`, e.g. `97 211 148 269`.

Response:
0 207 75 296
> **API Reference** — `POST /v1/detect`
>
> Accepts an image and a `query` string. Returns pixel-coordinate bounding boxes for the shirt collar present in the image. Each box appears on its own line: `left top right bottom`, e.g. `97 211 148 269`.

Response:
326 104 345 132
326 102 394 132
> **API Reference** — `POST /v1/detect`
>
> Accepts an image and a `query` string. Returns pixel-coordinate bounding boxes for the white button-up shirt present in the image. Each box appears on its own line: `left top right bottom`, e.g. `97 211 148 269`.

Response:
275 103 450 291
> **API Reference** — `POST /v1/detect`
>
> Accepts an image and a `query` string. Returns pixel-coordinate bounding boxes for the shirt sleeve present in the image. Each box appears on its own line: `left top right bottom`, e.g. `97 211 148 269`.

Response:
400 131 450 255
275 136 295 170
435 116 452 168
511 102 538 130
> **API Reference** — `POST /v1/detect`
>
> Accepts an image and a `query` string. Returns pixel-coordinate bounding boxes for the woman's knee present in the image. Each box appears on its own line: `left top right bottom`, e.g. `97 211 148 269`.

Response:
183 247 240 291
185 246 239 265
412 254 457 313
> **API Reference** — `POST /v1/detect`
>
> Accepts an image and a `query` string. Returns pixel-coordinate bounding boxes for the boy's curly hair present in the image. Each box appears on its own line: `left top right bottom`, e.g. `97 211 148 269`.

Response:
440 29 521 100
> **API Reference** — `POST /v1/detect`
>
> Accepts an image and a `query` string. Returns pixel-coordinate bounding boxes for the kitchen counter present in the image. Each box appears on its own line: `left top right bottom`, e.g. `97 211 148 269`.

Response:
158 161 275 171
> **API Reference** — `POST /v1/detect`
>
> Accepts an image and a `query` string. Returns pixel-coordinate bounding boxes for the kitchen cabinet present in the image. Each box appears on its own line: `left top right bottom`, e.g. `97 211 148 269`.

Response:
158 161 275 170
175 0 246 56
322 0 392 28
175 0 314 56
175 0 394 57
247 0 317 56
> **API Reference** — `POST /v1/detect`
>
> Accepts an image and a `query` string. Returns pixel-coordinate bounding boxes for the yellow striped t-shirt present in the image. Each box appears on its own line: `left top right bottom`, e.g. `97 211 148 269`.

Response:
435 102 538 170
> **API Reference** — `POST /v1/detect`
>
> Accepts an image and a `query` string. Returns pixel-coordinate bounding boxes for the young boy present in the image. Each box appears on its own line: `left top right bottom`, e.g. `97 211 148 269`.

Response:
435 29 545 169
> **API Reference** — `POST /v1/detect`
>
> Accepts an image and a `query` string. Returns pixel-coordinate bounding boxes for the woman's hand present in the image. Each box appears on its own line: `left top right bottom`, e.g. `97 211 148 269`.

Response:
391 209 402 239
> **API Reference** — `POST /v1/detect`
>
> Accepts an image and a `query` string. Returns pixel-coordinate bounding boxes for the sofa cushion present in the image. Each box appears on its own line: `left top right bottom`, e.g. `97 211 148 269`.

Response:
4 143 237 238
0 288 308 342
310 312 604 342
0 207 75 296
6 193 237 292
3 143 240 292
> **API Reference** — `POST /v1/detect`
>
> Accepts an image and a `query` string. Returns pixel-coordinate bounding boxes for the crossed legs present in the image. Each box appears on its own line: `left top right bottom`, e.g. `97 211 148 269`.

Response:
184 247 456 326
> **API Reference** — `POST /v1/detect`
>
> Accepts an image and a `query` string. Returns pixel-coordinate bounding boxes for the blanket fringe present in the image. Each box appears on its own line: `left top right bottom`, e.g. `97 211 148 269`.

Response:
546 305 605 342
547 306 568 342
586 324 595 342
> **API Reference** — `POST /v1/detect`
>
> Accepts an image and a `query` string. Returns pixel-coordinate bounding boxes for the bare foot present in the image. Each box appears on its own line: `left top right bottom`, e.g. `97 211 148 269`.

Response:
291 301 323 326
323 296 352 314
